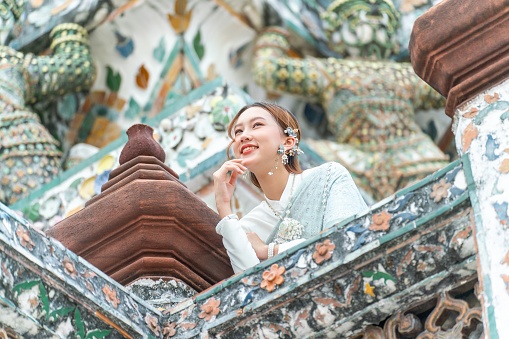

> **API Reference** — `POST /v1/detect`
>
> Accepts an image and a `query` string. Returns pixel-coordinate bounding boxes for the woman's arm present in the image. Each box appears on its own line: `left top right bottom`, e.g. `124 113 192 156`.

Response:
246 232 306 259
216 199 304 272
216 216 260 273
214 160 261 273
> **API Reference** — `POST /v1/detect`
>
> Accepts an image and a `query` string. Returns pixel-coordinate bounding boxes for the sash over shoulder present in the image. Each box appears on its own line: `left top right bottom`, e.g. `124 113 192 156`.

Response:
266 162 366 244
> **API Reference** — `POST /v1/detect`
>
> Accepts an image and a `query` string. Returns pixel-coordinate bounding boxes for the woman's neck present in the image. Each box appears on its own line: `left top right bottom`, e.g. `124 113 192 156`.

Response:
256 169 291 200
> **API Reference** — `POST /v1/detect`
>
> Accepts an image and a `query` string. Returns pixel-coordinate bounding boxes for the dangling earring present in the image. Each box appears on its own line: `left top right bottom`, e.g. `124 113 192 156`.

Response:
279 143 289 165
268 145 285 175
268 157 278 176
283 127 303 162
277 144 285 156
281 153 288 166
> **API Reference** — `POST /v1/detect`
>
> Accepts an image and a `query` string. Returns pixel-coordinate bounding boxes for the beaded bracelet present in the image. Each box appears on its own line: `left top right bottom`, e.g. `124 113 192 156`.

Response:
267 242 275 259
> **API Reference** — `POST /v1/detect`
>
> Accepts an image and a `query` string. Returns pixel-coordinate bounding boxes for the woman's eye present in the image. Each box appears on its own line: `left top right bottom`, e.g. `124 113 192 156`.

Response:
234 129 242 135
253 122 263 128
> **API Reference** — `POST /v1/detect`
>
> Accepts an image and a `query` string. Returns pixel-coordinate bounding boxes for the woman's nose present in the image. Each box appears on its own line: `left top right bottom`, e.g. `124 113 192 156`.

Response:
240 133 252 142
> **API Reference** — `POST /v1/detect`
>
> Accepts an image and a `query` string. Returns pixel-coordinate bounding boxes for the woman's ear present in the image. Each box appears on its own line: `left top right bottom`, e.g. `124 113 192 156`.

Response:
283 136 296 151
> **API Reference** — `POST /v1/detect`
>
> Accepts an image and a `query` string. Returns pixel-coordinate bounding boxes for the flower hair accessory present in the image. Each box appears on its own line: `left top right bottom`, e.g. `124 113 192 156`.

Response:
284 127 298 139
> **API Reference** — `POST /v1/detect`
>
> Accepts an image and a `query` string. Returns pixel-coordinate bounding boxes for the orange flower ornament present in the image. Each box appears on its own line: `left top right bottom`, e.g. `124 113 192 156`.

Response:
198 298 220 321
430 179 452 203
313 239 336 264
260 264 286 292
369 211 392 232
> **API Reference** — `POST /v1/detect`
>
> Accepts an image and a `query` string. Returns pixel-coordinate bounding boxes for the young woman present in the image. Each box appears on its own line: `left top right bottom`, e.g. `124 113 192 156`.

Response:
213 102 367 273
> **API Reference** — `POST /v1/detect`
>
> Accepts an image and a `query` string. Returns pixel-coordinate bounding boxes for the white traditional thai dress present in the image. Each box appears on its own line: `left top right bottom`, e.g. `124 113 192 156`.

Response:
216 162 368 273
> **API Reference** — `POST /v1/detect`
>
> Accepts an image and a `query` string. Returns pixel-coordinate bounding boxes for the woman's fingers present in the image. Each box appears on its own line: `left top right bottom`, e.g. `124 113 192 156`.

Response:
226 160 247 172
214 161 246 182
229 169 240 185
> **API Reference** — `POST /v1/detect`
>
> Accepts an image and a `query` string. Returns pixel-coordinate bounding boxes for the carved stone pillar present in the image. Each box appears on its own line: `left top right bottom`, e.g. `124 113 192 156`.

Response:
410 1 509 336
47 124 234 291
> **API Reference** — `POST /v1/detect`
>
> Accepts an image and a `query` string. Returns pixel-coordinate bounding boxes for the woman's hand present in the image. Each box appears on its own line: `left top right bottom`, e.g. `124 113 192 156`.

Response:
213 159 247 218
246 232 267 260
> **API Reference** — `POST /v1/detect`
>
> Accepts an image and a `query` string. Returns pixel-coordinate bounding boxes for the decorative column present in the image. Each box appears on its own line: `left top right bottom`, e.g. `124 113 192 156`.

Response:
47 124 233 291
410 1 509 337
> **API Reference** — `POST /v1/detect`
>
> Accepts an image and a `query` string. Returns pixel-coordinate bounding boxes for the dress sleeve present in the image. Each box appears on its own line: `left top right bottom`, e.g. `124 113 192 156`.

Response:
324 163 368 229
278 239 306 253
216 215 260 274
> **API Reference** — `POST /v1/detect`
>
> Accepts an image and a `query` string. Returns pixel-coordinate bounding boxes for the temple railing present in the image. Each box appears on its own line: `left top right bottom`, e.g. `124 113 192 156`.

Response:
0 154 481 338
160 156 479 338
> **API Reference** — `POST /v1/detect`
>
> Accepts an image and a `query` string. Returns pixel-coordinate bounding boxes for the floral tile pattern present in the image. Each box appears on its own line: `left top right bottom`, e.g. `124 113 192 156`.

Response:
0 0 496 337
156 158 476 338
0 203 159 338
10 82 248 231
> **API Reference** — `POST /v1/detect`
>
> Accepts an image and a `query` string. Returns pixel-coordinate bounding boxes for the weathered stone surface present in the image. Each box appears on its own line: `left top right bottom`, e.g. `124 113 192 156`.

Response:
411 1 509 336
450 78 509 338
0 203 159 338
127 278 196 310
409 0 509 117
158 158 479 338
363 286 483 337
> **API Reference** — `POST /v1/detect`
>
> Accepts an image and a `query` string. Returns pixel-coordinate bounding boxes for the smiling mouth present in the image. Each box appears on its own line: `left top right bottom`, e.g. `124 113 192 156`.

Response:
241 146 258 154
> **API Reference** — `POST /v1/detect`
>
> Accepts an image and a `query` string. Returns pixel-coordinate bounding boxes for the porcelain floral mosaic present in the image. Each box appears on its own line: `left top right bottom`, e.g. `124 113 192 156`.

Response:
10 82 247 231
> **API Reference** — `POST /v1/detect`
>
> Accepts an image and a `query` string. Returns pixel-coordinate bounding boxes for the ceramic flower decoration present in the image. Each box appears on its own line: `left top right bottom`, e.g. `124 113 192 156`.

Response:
260 264 286 292
369 210 392 232
313 239 336 264
145 314 161 336
62 257 78 278
102 284 120 308
198 298 221 321
430 179 452 203
163 322 177 338
16 226 35 250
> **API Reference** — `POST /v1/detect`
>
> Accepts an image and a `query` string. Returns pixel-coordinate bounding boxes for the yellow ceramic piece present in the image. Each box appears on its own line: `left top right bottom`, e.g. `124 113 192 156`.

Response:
30 0 44 8
79 176 96 199
85 117 122 148
201 137 212 150
65 205 84 218
97 155 116 174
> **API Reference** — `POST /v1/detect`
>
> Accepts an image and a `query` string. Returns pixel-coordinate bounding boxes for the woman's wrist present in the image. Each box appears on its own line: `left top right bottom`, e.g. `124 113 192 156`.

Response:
217 205 233 219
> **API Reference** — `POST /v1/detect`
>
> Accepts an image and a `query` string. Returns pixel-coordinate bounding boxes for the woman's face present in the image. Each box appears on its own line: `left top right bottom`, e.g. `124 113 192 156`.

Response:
231 107 285 172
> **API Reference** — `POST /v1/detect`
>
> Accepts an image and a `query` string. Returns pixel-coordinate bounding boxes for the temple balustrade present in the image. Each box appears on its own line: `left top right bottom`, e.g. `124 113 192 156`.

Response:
0 151 481 337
